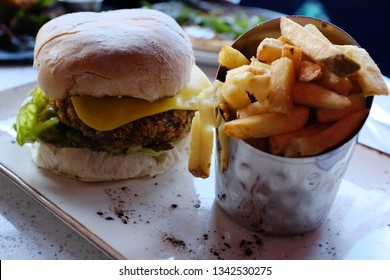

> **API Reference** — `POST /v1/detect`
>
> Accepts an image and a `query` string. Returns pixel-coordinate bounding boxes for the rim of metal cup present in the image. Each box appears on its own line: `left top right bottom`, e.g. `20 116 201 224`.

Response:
216 15 373 158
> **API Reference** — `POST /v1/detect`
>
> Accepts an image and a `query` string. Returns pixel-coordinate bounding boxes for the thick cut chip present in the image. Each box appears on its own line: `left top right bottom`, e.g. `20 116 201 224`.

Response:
248 73 270 103
188 112 213 178
225 67 254 89
269 123 330 156
226 65 271 102
338 45 389 96
282 44 302 72
250 57 271 69
188 81 222 178
298 60 322 82
316 68 353 95
304 23 331 43
280 17 360 77
217 112 229 172
268 57 295 115
292 82 351 109
218 45 250 69
196 80 223 127
237 101 269 118
285 109 368 157
256 37 284 64
226 64 271 103
221 82 251 111
316 93 366 123
224 106 309 139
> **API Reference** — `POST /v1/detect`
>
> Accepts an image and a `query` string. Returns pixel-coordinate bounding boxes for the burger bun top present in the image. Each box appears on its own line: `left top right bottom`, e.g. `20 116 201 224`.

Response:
34 9 195 102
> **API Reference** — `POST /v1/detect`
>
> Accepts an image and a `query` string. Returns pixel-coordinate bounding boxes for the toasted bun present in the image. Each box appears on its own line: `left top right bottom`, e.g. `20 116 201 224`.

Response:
30 137 189 182
34 9 195 102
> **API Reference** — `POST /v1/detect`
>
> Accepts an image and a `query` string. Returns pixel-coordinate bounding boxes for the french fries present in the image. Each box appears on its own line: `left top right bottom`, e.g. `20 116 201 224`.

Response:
304 23 331 43
218 45 250 69
225 65 271 103
298 61 322 82
316 93 366 123
282 44 302 72
188 111 213 178
316 68 353 95
188 82 222 178
284 109 369 157
268 57 295 115
221 82 251 111
292 82 351 109
237 101 269 118
256 38 284 64
188 16 388 178
338 45 389 96
224 106 309 139
280 17 360 77
269 123 330 156
216 112 229 173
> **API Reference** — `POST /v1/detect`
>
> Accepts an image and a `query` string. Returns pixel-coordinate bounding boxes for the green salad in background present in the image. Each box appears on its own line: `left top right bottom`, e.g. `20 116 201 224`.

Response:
0 0 61 52
145 0 266 41
143 0 269 51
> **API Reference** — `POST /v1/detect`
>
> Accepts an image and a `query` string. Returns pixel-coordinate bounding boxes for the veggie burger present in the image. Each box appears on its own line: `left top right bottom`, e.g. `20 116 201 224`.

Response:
15 9 211 181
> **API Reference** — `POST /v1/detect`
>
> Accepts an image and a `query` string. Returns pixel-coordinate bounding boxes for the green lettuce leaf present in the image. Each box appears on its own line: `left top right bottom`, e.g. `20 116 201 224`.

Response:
15 87 93 148
15 87 59 146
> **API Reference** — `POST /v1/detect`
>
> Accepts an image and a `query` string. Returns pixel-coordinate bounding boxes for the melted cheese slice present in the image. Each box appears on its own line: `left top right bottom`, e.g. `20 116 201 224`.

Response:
71 65 211 131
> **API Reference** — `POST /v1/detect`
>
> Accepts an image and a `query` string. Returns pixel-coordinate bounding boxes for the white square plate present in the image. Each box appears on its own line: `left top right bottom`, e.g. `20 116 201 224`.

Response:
1 82 389 259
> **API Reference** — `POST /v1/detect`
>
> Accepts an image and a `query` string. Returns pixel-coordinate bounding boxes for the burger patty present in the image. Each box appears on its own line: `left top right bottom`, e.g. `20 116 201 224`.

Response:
51 97 194 152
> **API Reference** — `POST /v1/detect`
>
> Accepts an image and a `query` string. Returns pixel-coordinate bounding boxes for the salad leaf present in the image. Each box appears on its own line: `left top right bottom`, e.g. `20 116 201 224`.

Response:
15 87 58 146
15 87 93 148
144 1 267 41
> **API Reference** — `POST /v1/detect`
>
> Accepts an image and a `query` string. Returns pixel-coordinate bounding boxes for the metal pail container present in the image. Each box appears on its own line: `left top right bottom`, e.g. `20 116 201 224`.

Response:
215 134 356 235
215 16 372 235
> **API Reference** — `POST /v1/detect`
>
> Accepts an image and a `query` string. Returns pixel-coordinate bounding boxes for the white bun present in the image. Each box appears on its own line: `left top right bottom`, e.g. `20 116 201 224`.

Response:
34 9 195 102
30 137 189 182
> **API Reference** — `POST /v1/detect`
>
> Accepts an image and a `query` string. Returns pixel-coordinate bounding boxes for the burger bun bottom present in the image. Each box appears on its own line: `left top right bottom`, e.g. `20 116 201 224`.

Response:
30 138 189 182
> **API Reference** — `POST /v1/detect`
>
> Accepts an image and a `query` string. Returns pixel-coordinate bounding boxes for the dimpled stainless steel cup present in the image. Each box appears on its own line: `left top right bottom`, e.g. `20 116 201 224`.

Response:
215 16 373 236
215 135 357 235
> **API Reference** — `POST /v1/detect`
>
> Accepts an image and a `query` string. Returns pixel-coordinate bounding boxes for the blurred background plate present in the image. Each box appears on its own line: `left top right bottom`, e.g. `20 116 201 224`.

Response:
193 49 219 66
151 1 284 65
0 50 34 64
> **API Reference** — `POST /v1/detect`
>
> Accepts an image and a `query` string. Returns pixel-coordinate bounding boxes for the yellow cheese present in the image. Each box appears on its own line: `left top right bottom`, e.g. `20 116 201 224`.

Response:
71 65 211 131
